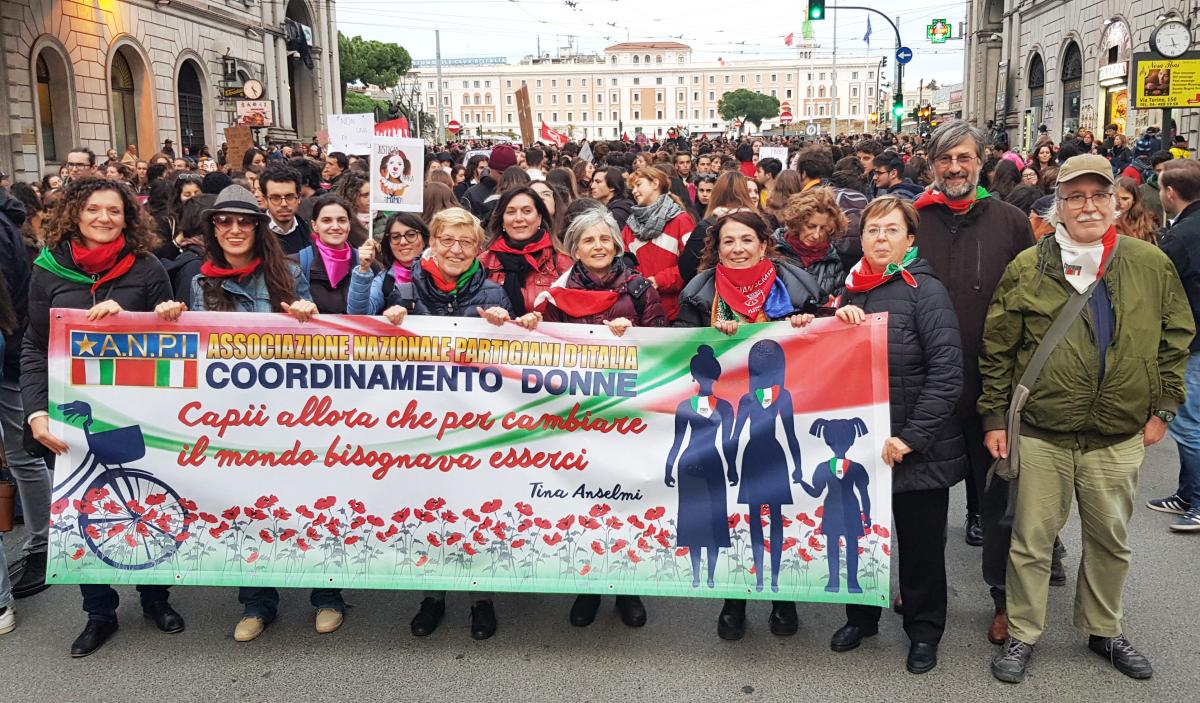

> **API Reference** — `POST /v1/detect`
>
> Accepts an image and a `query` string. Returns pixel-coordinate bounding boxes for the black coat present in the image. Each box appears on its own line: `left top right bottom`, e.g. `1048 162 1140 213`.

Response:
387 261 514 318
21 245 172 449
461 176 499 223
772 228 845 302
842 258 966 493
1159 200 1200 352
674 260 821 328
0 189 30 381
607 197 635 232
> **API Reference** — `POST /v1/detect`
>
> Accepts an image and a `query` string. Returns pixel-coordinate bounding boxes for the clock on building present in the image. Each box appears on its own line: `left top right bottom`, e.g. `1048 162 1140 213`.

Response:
242 79 264 100
1150 20 1192 59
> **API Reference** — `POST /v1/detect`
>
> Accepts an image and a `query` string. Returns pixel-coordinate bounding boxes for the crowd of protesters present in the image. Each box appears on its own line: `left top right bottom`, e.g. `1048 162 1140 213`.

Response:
0 119 1198 685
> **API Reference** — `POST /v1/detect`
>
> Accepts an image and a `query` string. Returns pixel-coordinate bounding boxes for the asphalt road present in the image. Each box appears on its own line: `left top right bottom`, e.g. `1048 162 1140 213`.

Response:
3 439 1197 703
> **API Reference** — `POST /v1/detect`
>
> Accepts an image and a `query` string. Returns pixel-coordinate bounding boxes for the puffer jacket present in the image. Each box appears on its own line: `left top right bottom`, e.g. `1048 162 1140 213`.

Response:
390 260 514 318
674 259 821 328
771 228 845 302
879 178 925 201
190 262 310 312
540 260 667 327
0 189 30 381
978 233 1193 450
842 258 967 493
478 238 572 315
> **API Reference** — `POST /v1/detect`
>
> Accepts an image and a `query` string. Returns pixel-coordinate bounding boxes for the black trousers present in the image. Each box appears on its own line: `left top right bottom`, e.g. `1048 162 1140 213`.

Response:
846 487 949 645
962 415 1013 609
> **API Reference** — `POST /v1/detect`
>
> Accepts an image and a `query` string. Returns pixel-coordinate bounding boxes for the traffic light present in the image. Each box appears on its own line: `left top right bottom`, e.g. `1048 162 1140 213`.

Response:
869 112 878 123
808 0 825 20
892 96 904 119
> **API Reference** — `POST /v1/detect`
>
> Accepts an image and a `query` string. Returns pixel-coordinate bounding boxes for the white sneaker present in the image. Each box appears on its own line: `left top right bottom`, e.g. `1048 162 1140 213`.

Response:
0 606 15 635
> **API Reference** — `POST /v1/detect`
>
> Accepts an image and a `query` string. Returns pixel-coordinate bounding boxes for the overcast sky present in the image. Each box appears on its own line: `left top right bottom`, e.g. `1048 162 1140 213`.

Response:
335 0 967 88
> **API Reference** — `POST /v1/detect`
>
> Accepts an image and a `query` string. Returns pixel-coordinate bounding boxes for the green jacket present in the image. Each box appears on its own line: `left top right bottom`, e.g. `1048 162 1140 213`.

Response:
978 233 1194 450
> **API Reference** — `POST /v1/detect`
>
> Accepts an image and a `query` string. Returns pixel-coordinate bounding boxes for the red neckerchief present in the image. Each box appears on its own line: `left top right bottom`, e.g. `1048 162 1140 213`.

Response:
534 269 619 318
844 248 919 292
420 256 457 292
1098 225 1119 279
914 186 990 215
715 259 777 319
786 235 829 268
70 235 136 294
487 229 553 268
200 258 262 280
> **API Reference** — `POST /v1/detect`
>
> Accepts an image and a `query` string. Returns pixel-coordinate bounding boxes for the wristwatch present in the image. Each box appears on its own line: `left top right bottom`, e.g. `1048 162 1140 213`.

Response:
1154 409 1177 424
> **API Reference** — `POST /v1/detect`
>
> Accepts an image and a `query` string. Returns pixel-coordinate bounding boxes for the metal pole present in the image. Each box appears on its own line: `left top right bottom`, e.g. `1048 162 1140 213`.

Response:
435 30 444 145
832 7 838 138
828 7 903 134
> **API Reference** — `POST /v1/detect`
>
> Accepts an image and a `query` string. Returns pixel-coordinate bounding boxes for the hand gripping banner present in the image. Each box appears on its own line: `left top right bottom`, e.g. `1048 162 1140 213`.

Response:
45 309 892 605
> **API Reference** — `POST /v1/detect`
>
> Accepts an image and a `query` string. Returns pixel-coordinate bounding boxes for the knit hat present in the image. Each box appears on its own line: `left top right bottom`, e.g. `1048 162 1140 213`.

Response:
489 144 517 173
202 184 268 220
201 172 233 195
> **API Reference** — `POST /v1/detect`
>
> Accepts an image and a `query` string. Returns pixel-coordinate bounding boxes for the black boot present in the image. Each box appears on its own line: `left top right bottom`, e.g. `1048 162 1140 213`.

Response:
717 599 747 641
470 600 497 640
142 601 185 634
570 594 601 627
1050 539 1067 586
830 622 878 652
965 514 984 547
614 595 646 628
71 620 119 658
410 597 445 637
768 601 798 636
11 552 49 599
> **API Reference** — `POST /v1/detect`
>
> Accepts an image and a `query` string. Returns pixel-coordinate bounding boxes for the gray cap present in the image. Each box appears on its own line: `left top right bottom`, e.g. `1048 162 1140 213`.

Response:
201 184 268 220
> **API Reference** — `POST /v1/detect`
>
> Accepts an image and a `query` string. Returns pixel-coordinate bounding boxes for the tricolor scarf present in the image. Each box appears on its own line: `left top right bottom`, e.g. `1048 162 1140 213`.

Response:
754 385 781 408
845 247 920 293
200 258 262 280
311 237 352 288
35 238 136 295
420 254 479 295
914 185 991 215
533 264 620 318
690 395 717 418
828 457 851 479
1055 224 1119 294
714 259 777 320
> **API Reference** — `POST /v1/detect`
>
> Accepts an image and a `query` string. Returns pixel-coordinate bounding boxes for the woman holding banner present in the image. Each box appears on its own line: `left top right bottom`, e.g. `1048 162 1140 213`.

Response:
479 187 572 316
346 212 428 316
829 196 965 675
674 209 820 642
22 177 185 657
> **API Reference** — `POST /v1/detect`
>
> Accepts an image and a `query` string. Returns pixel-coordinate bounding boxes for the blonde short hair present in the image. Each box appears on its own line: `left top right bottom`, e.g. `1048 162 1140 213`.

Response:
429 207 484 246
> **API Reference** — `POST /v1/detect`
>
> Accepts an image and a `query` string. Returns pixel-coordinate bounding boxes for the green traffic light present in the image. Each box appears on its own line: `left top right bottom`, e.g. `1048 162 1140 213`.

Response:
808 0 825 20
810 7 823 19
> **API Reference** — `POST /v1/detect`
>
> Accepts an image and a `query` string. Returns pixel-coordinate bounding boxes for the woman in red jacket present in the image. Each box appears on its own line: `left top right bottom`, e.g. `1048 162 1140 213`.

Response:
478 186 572 315
621 168 696 321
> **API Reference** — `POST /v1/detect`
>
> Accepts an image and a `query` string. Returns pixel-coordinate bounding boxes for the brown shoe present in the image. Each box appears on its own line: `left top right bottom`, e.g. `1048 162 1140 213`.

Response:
892 594 903 615
988 608 1008 645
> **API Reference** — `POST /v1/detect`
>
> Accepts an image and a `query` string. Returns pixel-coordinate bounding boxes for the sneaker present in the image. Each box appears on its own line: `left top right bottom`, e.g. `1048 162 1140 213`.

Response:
315 608 344 634
0 606 14 635
1169 508 1200 533
1146 494 1190 515
992 637 1034 683
1088 634 1153 679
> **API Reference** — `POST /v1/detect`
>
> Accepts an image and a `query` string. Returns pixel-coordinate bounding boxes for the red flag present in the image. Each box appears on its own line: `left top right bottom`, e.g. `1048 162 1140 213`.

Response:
784 32 794 46
621 132 631 142
539 120 569 147
374 117 410 138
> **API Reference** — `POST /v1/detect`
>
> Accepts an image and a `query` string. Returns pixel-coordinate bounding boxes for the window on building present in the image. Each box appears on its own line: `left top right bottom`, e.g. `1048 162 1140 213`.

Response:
786 88 793 99
551 79 557 87
806 105 813 116
807 73 813 80
770 73 777 81
678 110 684 119
462 81 468 88
678 76 684 84
656 77 662 85
693 109 699 119
851 86 858 97
633 77 640 85
819 105 826 116
644 54 651 63
851 104 858 115
566 94 572 104
582 112 588 120
551 95 558 104
656 92 663 101
582 78 588 86
612 111 618 120
807 86 814 98
633 93 640 103
506 95 513 105
427 81 433 90
443 96 449 105
708 75 715 84
566 79 572 87
656 55 663 63
868 86 874 96
552 112 558 121
611 78 617 86
634 111 640 119
507 113 513 122
868 71 874 79
708 91 715 100
428 96 435 107
611 56 617 64
657 110 663 119
110 50 139 152
755 74 761 82
693 91 699 101
596 93 602 103
536 94 543 104
851 72 858 79
567 112 573 121
536 79 542 87
819 72 825 80
818 86 826 98
770 89 777 97
724 75 731 84
708 109 715 118
505 80 511 88
581 93 587 103
740 74 746 83
612 92 618 102
633 55 640 64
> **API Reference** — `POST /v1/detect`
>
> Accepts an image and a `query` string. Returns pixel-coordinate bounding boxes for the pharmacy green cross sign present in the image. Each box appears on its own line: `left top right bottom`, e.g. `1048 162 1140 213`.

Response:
927 19 951 44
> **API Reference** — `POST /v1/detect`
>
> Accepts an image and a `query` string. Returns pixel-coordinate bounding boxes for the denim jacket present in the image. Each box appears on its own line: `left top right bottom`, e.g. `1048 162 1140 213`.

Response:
190 262 310 312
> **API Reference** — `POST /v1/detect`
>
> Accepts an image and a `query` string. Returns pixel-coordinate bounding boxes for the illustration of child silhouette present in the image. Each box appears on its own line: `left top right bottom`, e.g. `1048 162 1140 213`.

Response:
729 339 801 592
795 418 872 594
665 346 736 588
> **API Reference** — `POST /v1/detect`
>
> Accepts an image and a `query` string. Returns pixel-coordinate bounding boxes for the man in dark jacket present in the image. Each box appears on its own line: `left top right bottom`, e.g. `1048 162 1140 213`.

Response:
872 152 924 201
911 120 1035 645
1152 159 1200 532
461 144 515 223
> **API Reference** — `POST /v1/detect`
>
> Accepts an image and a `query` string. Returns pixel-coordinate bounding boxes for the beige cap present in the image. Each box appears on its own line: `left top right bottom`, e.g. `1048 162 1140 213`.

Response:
1056 154 1115 186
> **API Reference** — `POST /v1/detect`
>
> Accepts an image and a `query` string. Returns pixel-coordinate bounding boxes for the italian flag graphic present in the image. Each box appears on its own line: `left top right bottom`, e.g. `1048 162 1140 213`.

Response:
71 358 197 388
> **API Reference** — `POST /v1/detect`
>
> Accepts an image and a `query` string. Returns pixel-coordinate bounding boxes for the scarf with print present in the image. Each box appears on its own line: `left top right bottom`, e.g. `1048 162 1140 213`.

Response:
914 185 991 215
845 247 920 292
1054 224 1118 294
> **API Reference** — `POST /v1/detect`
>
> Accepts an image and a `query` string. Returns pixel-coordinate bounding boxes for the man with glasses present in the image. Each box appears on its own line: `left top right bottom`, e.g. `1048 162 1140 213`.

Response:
981 155 1192 683
259 165 310 254
63 148 97 183
912 121 1035 646
871 152 922 201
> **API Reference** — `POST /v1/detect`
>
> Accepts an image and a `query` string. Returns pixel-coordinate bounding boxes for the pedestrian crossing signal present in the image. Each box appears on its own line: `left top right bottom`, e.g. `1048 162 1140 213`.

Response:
808 0 825 20
869 112 879 123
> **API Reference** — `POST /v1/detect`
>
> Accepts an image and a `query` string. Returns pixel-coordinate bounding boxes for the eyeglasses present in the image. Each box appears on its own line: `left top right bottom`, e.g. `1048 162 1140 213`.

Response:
389 229 423 243
872 169 891 177
863 225 907 238
434 236 478 252
266 194 300 205
1058 192 1114 209
66 162 91 170
212 214 258 230
934 154 978 168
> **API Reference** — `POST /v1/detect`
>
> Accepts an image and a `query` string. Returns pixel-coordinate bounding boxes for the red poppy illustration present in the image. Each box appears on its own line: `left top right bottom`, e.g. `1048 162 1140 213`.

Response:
209 521 230 539
763 538 771 553
591 541 605 555
579 564 592 576
463 508 481 522
727 514 741 528
385 525 399 537
440 510 459 523
102 500 122 515
85 525 101 540
143 508 159 523
515 502 534 517
479 516 494 530
511 539 526 549
415 554 428 566
144 493 167 506
815 506 825 518
313 512 327 527
135 522 150 537
71 548 85 560
313 496 337 510
463 543 478 556
882 543 891 556
328 524 341 538
644 524 657 537
446 532 464 546
589 503 611 518
782 515 793 527
799 549 813 563
627 515 645 529
73 499 96 515
392 508 411 523
246 552 260 564
605 516 624 530
183 514 199 526
782 536 799 551
273 507 292 521
348 499 366 515
874 524 891 539
367 515 384 527
675 547 689 557
481 499 503 513
297 505 315 519
246 508 268 521
491 526 506 541
345 535 360 545
638 537 652 552
124 533 138 548
534 517 552 530
425 497 447 511
222 506 241 521
297 539 310 552
259 529 274 543
808 536 823 550
517 519 533 533
107 524 125 538
279 529 297 541
748 565 757 574
656 532 672 549
644 506 666 521
175 532 191 543
556 514 575 531
155 515 172 532
610 538 628 553
418 510 437 524
376 531 389 543
306 526 321 541
580 516 600 530
472 530 487 545
350 516 367 530
858 546 865 555
543 532 564 546
627 549 641 563
179 498 198 511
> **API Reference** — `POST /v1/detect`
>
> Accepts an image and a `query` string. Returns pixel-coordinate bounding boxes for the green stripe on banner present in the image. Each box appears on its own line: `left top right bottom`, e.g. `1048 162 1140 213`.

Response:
98 358 114 385
155 359 170 387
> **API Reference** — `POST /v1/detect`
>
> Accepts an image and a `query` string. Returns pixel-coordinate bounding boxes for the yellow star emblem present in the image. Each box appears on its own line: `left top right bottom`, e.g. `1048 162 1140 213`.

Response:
75 337 97 356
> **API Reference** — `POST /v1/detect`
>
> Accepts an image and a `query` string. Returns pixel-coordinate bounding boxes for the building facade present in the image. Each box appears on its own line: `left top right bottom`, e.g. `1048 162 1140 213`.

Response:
405 42 889 141
963 0 1199 151
0 0 341 182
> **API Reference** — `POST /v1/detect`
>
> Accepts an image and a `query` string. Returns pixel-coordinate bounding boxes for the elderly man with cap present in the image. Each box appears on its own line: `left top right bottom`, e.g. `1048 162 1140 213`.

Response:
980 154 1193 683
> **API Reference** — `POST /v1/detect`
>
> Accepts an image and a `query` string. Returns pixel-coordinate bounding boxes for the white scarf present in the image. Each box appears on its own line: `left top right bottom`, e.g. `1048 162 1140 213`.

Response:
1054 224 1108 294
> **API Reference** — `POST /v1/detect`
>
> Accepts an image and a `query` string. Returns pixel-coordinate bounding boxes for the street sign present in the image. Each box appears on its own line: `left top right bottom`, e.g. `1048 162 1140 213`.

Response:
447 120 463 134
896 47 913 64
927 19 951 44
780 115 794 125
805 123 819 136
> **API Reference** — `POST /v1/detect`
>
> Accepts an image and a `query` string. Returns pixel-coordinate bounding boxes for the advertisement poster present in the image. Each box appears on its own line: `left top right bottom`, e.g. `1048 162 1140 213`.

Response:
1131 52 1200 109
45 311 892 606
369 137 424 214
234 100 274 128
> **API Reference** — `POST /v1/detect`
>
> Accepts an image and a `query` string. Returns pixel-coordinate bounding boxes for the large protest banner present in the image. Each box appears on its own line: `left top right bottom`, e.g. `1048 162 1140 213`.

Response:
45 310 892 606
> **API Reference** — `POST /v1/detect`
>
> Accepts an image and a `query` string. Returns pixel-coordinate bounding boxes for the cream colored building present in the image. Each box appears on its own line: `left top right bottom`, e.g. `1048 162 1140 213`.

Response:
0 0 341 182
408 42 888 140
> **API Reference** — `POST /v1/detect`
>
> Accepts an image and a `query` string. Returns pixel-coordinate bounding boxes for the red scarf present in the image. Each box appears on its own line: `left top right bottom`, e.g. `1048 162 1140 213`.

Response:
487 229 554 268
786 235 829 268
200 258 262 280
844 247 920 292
914 186 990 215
714 259 777 320
70 236 136 295
534 270 619 318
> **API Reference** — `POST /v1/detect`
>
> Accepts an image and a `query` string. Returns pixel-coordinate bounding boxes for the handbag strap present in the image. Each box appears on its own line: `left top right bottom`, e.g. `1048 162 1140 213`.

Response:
1016 236 1119 393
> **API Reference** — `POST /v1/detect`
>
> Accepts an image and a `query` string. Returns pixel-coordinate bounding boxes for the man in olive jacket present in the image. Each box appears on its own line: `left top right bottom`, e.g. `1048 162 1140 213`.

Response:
979 155 1193 684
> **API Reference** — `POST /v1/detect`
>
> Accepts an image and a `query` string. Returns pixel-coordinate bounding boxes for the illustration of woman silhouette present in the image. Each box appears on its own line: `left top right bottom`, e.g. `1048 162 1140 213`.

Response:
795 418 872 594
729 339 801 592
664 345 736 588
